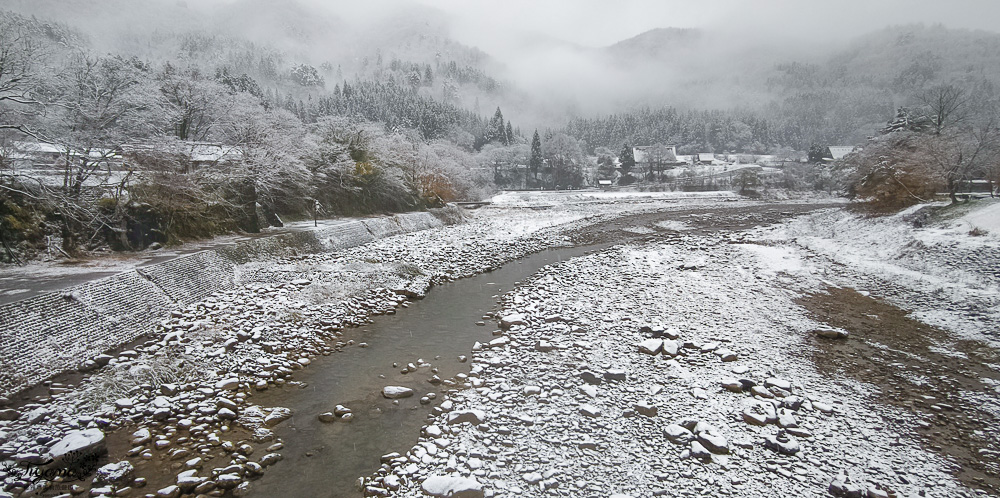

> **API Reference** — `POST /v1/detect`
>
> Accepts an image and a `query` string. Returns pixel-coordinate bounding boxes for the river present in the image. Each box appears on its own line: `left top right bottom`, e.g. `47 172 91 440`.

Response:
247 243 604 497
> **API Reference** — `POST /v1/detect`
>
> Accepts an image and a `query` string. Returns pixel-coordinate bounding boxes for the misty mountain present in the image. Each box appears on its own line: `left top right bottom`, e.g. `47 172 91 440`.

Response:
4 0 999 153
561 23 1000 153
603 27 702 62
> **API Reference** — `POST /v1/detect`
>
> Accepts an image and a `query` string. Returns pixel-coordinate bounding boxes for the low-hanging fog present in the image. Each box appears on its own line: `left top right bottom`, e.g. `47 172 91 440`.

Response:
6 0 999 131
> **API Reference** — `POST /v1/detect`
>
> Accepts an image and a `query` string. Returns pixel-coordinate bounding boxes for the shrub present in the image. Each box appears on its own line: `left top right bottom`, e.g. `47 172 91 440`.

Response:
840 133 945 210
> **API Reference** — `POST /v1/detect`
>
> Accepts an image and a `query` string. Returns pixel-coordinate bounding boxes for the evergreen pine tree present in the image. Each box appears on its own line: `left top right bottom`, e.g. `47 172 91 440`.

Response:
505 122 514 145
619 143 636 179
489 107 505 144
530 130 543 185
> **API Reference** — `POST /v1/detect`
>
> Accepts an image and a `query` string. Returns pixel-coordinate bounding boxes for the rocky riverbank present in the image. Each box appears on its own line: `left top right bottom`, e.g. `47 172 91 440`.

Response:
6 196 990 498
361 207 998 497
0 197 752 498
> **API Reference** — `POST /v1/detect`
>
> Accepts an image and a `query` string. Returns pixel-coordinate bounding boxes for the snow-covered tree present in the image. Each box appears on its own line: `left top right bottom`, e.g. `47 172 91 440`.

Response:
529 130 543 185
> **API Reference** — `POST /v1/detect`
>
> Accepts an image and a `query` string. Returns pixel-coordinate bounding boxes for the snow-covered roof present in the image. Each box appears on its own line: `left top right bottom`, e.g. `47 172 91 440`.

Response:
120 142 243 164
14 141 64 154
698 153 715 161
189 143 243 163
633 146 649 163
633 145 677 163
828 146 856 160
86 148 118 159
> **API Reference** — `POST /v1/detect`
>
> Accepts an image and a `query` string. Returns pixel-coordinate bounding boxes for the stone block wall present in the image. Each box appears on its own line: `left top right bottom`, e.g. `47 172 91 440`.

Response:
0 211 446 397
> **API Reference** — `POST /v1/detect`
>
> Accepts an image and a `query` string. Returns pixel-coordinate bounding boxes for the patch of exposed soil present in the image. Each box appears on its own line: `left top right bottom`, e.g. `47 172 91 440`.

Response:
799 286 1000 493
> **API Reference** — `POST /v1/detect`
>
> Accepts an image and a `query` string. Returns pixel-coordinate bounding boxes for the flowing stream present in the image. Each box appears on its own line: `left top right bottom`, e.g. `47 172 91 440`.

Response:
248 244 604 497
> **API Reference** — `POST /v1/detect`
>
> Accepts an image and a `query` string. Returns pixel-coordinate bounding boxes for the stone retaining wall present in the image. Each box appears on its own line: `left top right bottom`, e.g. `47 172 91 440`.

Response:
0 212 446 397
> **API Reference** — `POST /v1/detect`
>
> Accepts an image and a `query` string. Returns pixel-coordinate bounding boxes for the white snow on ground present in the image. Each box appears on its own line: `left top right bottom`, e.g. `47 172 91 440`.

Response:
762 199 1000 345
654 220 692 231
466 207 590 240
739 243 807 275
377 226 970 498
489 189 737 206
959 201 1000 234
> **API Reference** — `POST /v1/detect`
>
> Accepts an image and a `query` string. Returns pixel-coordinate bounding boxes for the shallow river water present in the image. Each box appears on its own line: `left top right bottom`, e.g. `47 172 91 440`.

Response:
247 244 604 497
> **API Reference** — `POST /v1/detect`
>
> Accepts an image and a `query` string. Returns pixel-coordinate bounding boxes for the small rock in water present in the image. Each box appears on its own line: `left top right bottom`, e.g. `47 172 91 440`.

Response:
499 313 527 330
263 407 293 427
382 386 415 399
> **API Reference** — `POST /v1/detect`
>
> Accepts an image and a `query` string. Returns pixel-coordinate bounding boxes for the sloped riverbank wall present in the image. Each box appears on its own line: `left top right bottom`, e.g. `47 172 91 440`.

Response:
0 212 446 397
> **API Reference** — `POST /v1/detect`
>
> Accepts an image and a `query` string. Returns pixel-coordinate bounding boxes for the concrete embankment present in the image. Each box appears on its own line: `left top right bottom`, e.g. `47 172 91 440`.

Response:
0 212 449 398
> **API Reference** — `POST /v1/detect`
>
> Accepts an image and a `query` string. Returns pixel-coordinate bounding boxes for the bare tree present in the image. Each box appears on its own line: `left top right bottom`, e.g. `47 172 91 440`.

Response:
918 84 970 136
158 65 229 141
542 133 584 189
0 15 46 138
222 94 310 231
647 144 676 182
922 119 1000 203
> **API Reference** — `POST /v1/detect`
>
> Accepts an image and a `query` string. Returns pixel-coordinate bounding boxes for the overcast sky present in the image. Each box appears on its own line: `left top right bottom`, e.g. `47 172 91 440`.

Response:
409 0 1000 50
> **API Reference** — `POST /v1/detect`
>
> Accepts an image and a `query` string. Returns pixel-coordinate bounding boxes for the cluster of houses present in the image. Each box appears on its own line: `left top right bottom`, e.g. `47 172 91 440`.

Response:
630 145 859 171
0 141 243 187
589 144 861 190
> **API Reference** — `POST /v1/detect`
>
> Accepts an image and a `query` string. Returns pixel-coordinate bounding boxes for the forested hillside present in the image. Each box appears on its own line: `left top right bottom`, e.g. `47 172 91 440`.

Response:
0 6 531 260
565 24 1000 153
2 0 999 262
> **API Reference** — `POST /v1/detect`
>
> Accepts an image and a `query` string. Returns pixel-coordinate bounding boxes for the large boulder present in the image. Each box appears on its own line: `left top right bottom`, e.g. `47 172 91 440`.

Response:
421 474 484 498
47 429 106 467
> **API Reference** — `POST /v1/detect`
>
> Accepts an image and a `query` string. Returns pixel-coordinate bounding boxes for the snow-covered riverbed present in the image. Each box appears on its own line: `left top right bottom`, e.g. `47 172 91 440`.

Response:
1 196 997 498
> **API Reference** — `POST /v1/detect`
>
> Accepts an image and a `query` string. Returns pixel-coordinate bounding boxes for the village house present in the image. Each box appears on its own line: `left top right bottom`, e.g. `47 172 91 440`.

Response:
633 145 679 171
695 152 724 165
827 146 858 160
118 142 244 173
7 141 68 170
